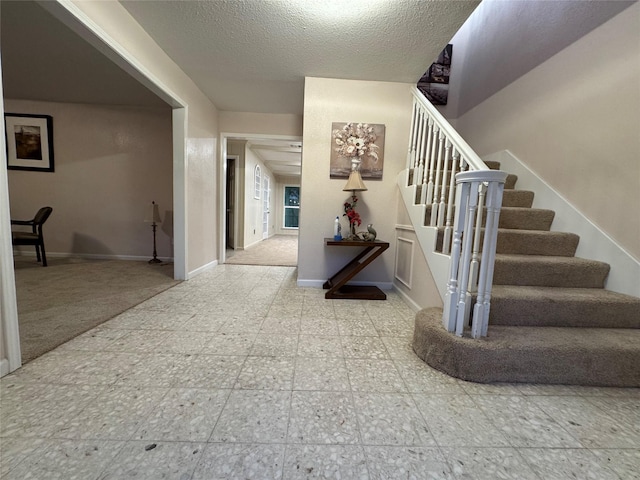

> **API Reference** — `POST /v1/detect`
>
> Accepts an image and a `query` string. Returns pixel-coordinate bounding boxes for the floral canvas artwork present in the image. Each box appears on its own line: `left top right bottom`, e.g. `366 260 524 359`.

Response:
330 122 385 179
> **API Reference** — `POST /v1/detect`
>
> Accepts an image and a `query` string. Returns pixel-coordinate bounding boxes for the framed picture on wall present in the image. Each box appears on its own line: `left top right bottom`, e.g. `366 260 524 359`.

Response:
4 113 55 172
330 122 385 180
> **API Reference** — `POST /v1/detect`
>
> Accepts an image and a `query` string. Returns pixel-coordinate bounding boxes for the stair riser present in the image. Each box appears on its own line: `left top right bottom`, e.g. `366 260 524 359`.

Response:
493 261 609 288
487 296 640 328
412 173 518 199
435 229 579 256
498 209 554 230
502 190 534 208
413 309 640 387
424 207 554 231
495 231 578 256
417 189 534 209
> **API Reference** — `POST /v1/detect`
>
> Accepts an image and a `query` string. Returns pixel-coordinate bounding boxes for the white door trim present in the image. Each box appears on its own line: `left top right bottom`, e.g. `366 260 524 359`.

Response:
0 63 22 376
39 0 189 279
218 132 302 264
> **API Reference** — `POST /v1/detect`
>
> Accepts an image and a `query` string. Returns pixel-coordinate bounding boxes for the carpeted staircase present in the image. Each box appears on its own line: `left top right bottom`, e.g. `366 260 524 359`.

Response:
411 160 640 387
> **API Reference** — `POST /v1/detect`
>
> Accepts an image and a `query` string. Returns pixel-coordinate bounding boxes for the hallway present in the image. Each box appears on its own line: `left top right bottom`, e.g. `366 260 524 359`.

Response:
0 265 638 479
226 235 298 267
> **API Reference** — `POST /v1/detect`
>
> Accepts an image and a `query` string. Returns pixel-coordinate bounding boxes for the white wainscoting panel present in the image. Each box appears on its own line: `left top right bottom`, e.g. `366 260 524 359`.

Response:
395 236 415 289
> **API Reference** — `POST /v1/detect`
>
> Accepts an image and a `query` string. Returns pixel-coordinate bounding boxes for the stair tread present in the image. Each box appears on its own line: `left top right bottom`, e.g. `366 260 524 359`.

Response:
493 254 610 288
495 253 609 266
497 228 576 236
491 284 639 302
501 206 554 213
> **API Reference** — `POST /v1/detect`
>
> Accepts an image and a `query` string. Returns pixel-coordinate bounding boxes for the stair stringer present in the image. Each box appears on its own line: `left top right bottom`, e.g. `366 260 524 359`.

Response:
397 169 450 301
486 150 640 298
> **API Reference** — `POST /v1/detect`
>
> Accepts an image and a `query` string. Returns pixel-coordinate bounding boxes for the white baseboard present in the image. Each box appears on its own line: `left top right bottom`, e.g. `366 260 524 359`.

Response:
188 260 218 279
297 279 325 288
296 279 394 290
486 150 640 298
0 359 10 378
392 283 421 312
12 251 174 262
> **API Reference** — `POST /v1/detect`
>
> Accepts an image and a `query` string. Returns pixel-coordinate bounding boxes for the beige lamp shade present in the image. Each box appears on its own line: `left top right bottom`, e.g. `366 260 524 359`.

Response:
343 170 368 192
343 157 368 192
144 201 162 223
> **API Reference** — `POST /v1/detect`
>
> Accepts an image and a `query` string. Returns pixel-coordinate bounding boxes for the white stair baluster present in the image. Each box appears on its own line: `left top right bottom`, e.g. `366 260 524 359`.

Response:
421 119 434 204
442 150 460 255
438 141 452 227
425 125 438 207
430 131 445 226
413 109 425 186
469 183 487 292
416 111 427 188
407 101 418 172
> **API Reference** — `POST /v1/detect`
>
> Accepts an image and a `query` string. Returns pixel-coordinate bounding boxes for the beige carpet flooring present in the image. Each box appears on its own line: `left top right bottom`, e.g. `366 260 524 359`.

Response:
225 234 298 266
13 256 180 363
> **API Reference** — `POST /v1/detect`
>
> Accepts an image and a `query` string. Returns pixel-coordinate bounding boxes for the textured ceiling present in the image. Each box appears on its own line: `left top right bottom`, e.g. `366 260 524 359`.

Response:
2 1 630 177
0 1 168 108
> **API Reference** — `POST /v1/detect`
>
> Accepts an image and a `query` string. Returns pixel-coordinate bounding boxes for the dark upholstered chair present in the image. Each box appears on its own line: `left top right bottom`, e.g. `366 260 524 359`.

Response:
11 207 53 267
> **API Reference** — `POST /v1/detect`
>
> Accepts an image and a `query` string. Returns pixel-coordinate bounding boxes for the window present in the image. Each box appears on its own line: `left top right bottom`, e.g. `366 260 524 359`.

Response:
283 186 299 229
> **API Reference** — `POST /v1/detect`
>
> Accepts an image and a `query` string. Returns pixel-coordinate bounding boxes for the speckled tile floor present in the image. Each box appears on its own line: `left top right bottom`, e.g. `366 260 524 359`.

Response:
1 265 639 479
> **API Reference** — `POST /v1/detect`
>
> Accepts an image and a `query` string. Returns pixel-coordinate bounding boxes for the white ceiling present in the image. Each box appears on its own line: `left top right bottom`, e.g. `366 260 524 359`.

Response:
248 139 303 178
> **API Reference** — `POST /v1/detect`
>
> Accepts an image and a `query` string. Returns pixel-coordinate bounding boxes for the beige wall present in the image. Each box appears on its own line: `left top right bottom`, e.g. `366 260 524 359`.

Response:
243 147 276 247
68 0 220 273
219 112 303 137
6 99 173 258
453 4 640 260
298 77 413 285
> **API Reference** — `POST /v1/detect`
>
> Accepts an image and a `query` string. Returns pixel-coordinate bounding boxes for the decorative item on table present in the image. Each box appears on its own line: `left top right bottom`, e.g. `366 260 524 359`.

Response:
361 224 377 242
343 194 362 240
342 156 368 241
330 122 385 179
144 201 162 264
333 216 342 241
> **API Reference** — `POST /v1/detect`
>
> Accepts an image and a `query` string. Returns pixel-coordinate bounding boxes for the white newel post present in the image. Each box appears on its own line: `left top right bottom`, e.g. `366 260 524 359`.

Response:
471 171 507 337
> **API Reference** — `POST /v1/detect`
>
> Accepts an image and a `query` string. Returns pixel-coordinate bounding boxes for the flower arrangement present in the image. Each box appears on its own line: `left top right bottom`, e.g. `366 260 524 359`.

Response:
333 122 379 161
343 195 361 238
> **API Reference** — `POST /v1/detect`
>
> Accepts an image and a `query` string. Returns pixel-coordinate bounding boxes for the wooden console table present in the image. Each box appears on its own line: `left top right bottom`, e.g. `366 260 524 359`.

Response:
323 238 389 300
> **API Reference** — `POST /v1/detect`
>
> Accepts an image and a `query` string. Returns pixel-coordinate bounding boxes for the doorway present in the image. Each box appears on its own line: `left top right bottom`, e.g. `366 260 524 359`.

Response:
226 156 236 249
